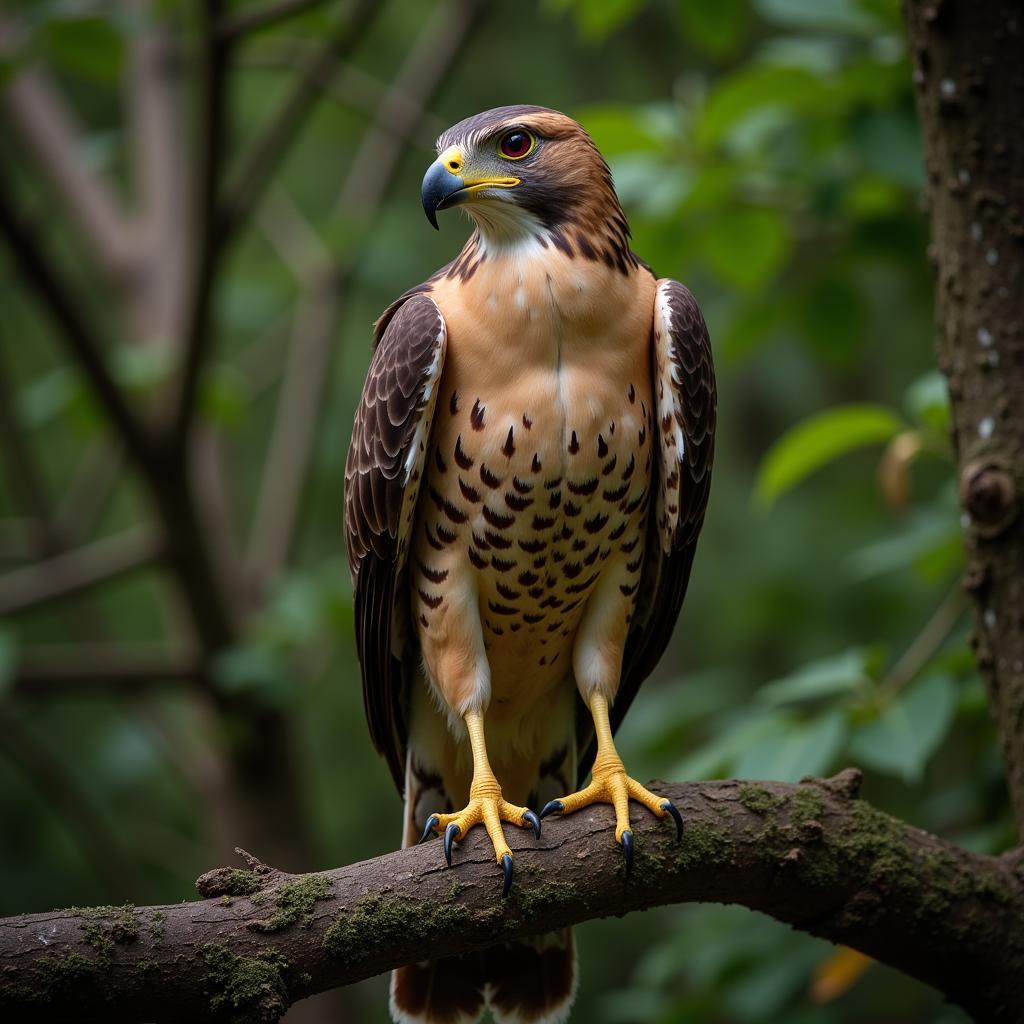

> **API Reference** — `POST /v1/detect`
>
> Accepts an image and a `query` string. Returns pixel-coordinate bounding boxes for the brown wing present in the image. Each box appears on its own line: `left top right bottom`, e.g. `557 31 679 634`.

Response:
578 278 716 780
344 292 447 793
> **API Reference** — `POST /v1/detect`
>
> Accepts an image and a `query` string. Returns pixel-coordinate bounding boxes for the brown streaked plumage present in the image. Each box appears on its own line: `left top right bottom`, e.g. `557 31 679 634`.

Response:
344 105 716 1024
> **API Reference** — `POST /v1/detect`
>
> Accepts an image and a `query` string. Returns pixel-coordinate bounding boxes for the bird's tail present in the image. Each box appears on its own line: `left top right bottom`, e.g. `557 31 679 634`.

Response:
391 753 577 1024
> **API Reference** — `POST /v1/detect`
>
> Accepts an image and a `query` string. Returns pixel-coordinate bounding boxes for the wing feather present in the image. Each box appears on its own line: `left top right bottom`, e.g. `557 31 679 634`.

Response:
344 292 447 793
578 278 716 779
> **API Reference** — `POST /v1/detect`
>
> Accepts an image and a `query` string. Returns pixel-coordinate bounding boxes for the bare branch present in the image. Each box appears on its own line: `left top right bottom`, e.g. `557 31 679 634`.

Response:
12 645 200 695
168 0 231 449
1 773 1021 1022
124 2 193 348
337 0 483 213
245 0 483 585
0 178 159 475
0 18 135 280
218 0 330 42
0 525 165 617
216 0 378 243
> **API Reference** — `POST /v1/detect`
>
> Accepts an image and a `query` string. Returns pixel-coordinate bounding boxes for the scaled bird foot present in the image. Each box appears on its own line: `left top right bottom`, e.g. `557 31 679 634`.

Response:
540 759 682 874
420 790 541 897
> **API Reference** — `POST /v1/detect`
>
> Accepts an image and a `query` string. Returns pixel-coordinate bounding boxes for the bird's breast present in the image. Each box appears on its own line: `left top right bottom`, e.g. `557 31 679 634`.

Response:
411 251 657 715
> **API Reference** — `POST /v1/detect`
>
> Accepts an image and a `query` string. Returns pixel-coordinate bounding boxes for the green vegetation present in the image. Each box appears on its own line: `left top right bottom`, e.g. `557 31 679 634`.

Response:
0 0 1007 1021
200 943 289 1024
251 875 333 932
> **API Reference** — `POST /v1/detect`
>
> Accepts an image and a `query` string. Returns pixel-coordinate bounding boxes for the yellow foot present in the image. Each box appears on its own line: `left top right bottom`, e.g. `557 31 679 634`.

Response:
539 760 682 874
420 792 541 898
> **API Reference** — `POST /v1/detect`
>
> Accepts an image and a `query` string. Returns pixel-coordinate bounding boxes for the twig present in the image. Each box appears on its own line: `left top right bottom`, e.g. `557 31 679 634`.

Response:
168 0 231 449
215 0 378 244
124 1 192 348
1 772 1022 1022
878 582 968 698
0 17 135 281
12 645 200 695
244 0 483 585
0 525 165 617
218 0 330 42
0 175 158 475
337 0 482 213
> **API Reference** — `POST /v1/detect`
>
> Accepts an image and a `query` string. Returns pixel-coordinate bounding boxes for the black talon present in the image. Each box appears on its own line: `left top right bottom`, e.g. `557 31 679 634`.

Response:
523 809 542 839
501 853 514 898
419 814 440 845
621 829 634 876
444 822 460 867
539 799 564 820
661 800 683 841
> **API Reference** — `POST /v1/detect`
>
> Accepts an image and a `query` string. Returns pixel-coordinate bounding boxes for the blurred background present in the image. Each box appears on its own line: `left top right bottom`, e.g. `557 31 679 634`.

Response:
0 0 1012 1021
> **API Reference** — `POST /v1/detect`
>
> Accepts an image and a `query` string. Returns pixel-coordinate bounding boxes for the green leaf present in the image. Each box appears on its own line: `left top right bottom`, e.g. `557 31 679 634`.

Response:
754 403 905 506
675 0 748 59
753 0 881 36
849 674 956 782
695 65 821 149
905 370 950 434
758 648 870 707
702 207 792 291
734 710 847 781
543 0 644 40
38 16 126 84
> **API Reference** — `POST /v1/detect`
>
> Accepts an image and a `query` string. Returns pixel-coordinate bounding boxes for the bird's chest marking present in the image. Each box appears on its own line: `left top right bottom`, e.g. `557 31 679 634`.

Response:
413 379 656 668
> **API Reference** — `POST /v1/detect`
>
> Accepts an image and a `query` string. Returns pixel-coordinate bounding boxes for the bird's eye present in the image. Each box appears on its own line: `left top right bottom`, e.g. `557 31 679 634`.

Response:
497 130 535 160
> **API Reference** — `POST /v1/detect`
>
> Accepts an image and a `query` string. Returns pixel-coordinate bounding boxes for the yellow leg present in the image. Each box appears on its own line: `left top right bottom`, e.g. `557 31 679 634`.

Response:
420 710 541 896
540 694 682 871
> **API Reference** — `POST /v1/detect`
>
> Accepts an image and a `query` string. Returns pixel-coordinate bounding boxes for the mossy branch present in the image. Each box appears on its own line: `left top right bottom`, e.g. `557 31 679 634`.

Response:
1 771 1021 1023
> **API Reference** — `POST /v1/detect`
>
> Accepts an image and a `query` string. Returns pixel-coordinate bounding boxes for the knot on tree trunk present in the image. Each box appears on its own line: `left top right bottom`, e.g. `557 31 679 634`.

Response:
961 460 1019 539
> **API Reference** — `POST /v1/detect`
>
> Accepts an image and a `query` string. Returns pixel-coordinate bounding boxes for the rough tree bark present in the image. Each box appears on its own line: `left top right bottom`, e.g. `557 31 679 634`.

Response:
1 772 1022 1023
903 0 1024 838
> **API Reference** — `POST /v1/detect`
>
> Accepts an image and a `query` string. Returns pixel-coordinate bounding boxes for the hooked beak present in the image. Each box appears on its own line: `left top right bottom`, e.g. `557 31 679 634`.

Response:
420 158 521 230
421 160 464 230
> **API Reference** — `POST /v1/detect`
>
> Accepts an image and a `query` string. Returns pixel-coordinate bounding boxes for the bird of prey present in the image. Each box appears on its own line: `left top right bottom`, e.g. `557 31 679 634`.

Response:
345 105 715 1024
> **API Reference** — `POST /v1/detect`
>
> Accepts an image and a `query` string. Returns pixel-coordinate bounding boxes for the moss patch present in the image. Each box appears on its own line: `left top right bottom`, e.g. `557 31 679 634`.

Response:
738 784 783 816
148 909 166 942
673 822 733 871
251 875 332 933
791 788 827 825
72 904 139 958
224 869 264 897
324 893 470 966
200 942 288 1023
511 880 577 919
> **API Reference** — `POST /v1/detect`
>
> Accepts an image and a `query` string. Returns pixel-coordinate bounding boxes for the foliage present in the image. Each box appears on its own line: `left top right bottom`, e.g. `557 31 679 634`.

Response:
0 0 1010 1022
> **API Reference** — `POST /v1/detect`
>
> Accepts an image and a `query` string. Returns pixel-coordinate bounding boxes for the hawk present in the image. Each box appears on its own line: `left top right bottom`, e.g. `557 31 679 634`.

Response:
345 105 716 1024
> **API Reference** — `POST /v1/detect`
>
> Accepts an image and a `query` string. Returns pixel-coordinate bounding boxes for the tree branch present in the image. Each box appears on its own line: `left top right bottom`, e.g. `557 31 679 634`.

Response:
0 176 158 474
217 0 331 43
0 525 165 617
215 0 378 245
903 0 1024 837
0 19 135 281
169 0 231 449
0 772 1021 1022
245 0 483 586
11 646 200 695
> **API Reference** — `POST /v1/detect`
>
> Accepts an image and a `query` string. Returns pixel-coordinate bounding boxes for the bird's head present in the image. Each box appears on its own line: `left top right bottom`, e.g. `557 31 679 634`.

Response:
421 105 625 249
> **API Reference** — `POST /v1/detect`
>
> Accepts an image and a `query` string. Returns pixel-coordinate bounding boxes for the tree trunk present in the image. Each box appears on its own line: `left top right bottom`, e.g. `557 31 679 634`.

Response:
903 0 1024 837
